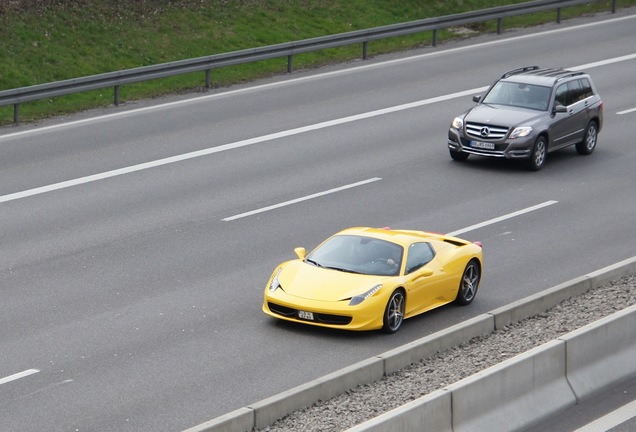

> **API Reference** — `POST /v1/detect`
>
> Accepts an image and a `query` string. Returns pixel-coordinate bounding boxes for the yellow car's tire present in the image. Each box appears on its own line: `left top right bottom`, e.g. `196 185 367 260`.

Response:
454 259 481 306
382 289 405 333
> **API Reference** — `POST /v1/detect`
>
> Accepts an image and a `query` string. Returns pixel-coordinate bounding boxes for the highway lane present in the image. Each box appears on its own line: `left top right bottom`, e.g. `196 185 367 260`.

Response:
0 11 635 432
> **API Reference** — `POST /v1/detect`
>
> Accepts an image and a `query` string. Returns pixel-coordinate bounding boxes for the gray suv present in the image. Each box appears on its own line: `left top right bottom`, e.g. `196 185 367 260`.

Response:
447 66 603 170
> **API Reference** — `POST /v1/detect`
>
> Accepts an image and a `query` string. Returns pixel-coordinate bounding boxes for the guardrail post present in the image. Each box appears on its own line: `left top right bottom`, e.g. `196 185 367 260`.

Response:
205 69 211 89
287 55 293 73
13 103 20 125
612 0 616 13
362 41 368 60
114 85 120 106
497 18 503 34
432 29 437 47
557 8 562 24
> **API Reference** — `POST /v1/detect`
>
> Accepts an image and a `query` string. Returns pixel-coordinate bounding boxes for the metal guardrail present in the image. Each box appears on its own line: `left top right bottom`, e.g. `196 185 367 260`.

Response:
0 0 618 124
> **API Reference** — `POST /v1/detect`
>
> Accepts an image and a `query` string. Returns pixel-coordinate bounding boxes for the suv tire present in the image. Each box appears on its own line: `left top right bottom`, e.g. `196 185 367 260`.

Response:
527 136 547 171
449 149 469 161
576 121 598 155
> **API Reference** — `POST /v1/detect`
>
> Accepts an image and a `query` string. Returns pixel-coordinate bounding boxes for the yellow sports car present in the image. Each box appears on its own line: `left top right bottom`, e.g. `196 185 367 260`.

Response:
262 227 483 333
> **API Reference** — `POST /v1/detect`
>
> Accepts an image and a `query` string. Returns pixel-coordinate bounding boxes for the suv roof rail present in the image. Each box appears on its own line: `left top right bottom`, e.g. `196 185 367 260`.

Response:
501 66 539 78
500 67 586 82
554 71 585 82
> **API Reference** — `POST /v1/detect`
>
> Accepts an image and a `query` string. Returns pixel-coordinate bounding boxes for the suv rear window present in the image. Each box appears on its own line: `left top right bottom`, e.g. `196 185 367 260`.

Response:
555 78 594 106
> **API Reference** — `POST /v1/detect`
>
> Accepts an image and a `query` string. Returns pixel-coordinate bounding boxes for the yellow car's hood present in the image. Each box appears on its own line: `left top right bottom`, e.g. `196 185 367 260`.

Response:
279 260 386 302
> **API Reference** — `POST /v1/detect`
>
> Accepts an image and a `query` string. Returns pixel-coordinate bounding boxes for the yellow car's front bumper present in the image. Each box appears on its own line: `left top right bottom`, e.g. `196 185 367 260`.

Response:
263 288 388 331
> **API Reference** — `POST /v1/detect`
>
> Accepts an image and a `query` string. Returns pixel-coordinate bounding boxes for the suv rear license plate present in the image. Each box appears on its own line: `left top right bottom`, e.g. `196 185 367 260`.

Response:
298 310 314 320
470 140 495 150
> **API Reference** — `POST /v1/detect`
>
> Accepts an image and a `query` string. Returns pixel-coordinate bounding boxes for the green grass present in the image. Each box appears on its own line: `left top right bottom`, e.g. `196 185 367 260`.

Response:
1 0 633 125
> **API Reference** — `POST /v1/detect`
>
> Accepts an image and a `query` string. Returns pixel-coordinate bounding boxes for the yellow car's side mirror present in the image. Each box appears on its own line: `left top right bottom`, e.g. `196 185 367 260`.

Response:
294 247 306 260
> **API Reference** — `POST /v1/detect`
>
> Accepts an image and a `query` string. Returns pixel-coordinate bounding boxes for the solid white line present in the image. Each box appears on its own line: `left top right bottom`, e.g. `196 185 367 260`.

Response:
569 53 636 71
617 107 636 115
0 369 40 386
0 87 478 205
446 200 558 237
222 178 382 221
572 399 636 432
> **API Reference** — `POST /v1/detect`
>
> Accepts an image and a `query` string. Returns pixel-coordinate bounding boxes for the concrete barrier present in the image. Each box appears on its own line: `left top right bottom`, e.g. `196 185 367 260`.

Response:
345 389 452 432
446 340 576 432
563 303 636 400
184 256 636 432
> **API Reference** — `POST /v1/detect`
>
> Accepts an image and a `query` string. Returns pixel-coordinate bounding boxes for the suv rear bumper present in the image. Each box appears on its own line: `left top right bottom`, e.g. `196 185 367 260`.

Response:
448 128 533 160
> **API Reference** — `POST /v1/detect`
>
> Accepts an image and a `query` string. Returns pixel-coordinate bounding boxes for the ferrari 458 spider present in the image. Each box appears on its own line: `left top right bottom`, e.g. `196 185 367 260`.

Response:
262 227 483 333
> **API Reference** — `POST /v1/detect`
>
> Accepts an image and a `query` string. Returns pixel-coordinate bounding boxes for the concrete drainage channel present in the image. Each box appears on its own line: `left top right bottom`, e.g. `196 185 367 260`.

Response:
185 256 636 432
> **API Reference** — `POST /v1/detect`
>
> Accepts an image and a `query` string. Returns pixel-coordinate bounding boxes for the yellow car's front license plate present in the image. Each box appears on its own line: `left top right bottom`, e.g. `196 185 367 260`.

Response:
298 310 314 320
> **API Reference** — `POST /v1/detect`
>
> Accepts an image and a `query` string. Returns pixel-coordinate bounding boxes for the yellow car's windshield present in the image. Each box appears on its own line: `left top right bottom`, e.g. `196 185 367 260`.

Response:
306 235 403 276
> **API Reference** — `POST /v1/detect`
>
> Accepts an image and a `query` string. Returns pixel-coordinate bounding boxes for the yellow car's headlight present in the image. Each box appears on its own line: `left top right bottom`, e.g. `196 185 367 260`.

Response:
268 268 283 292
349 284 382 306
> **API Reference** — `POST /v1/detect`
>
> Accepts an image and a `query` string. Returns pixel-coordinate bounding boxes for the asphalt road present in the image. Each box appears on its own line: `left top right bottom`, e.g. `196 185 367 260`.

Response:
1 9 635 432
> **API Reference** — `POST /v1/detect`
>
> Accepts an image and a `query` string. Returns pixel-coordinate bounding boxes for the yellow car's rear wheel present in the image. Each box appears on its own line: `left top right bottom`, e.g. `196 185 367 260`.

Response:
455 259 481 305
382 289 405 333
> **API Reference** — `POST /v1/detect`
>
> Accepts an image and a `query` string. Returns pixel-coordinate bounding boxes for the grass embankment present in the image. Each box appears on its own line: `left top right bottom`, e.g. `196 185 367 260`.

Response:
0 0 631 125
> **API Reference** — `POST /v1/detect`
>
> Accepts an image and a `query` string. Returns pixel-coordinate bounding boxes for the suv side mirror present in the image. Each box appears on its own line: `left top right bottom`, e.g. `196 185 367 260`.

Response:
553 104 567 114
472 95 481 103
